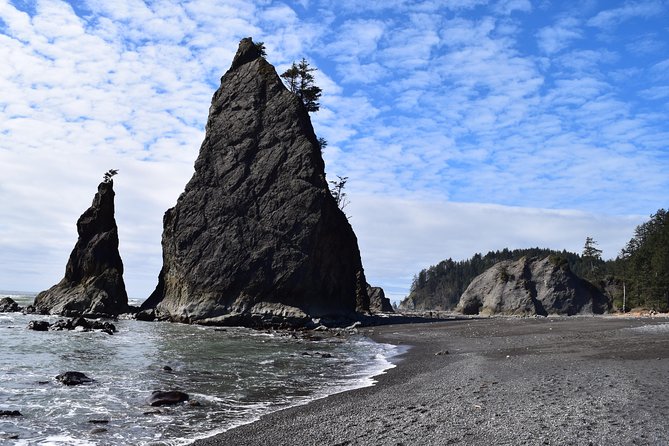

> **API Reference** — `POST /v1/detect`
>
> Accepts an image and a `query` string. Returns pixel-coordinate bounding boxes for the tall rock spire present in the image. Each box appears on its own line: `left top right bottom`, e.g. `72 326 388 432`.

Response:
35 180 128 317
142 37 369 324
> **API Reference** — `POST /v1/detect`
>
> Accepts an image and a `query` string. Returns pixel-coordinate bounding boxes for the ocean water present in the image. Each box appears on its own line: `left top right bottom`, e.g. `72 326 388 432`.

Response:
0 292 402 445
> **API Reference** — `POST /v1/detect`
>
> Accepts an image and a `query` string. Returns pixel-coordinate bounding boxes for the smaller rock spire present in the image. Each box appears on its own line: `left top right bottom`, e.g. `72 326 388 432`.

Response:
230 37 263 71
34 180 128 317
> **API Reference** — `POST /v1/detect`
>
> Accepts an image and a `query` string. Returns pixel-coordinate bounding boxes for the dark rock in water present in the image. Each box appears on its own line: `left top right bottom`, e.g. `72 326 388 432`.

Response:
72 317 116 333
50 319 70 330
0 297 21 313
34 181 128 318
23 305 40 315
457 256 610 316
367 285 394 313
163 366 173 372
50 317 116 334
27 320 50 331
126 304 141 314
142 37 368 325
88 419 109 424
135 309 156 322
89 427 108 435
0 410 22 417
56 371 94 386
147 390 189 406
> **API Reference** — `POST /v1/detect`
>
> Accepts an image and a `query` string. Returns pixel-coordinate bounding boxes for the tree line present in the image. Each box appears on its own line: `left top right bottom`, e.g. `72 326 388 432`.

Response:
400 247 584 310
594 209 669 311
402 209 669 312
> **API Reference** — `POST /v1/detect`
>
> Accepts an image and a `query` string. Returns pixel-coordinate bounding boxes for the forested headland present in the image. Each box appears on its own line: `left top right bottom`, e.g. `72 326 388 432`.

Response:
400 209 669 312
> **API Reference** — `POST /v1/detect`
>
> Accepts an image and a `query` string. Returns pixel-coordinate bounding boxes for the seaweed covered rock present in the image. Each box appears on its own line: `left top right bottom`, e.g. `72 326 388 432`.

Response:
142 38 368 325
34 181 128 317
457 256 610 316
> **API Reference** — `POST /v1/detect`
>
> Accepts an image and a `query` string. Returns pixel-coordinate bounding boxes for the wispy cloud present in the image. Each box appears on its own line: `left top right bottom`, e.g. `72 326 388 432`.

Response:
536 17 582 54
493 0 532 15
587 1 666 29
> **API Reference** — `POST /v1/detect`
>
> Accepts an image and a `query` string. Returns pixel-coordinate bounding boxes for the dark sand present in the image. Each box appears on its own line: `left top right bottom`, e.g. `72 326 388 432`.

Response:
194 317 669 445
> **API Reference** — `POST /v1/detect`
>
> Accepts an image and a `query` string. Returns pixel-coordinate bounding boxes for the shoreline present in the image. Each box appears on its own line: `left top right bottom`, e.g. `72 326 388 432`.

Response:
194 316 669 445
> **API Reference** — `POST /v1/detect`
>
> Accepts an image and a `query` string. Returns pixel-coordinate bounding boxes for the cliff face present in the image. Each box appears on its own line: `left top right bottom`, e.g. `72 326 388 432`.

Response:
457 256 610 316
142 38 368 323
368 285 394 313
34 181 128 317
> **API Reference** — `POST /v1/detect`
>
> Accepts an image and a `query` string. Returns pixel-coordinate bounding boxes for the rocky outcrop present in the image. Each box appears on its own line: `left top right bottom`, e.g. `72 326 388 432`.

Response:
34 181 128 317
147 391 190 406
368 285 394 313
0 297 21 312
27 320 50 331
457 256 610 316
56 371 94 386
142 38 368 324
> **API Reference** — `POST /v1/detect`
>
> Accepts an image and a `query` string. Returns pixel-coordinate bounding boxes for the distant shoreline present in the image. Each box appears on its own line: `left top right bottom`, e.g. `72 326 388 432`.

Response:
194 316 669 445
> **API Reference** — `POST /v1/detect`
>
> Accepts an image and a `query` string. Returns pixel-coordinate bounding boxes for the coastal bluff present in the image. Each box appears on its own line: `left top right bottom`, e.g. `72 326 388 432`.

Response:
34 181 128 317
456 256 609 316
142 37 369 325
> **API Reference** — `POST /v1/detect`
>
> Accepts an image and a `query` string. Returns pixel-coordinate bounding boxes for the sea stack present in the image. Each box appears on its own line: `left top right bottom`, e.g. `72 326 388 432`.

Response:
34 180 128 317
368 285 394 313
142 38 369 325
456 256 609 316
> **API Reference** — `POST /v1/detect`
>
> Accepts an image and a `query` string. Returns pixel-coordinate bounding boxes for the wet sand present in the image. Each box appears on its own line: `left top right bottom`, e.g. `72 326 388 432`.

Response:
194 316 669 445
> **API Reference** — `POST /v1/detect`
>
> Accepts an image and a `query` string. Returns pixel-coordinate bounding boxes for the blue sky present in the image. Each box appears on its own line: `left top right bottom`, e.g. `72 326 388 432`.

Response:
1 0 667 303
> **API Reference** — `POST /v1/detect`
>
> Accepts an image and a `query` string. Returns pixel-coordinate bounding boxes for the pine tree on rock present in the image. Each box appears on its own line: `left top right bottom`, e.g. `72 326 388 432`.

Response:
281 58 322 112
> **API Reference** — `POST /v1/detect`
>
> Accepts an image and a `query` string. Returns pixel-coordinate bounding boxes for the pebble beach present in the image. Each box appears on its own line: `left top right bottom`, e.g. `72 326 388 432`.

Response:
195 316 669 446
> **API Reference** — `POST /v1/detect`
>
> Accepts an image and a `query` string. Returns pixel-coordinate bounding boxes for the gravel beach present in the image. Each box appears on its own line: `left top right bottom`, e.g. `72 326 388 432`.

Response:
194 316 669 446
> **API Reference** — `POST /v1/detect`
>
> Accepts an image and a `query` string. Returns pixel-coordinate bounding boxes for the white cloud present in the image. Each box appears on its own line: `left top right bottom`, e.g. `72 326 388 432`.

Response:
493 0 531 15
440 0 489 10
651 58 669 80
349 194 645 302
536 16 582 54
640 85 669 100
587 1 665 29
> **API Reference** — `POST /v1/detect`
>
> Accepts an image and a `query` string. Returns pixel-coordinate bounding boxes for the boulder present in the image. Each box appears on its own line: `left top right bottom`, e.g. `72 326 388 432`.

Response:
142 37 368 325
50 317 116 334
56 371 94 386
367 285 394 313
147 390 189 406
0 410 22 417
23 305 40 315
34 181 128 317
0 297 21 313
27 320 50 331
456 256 610 316
135 309 156 322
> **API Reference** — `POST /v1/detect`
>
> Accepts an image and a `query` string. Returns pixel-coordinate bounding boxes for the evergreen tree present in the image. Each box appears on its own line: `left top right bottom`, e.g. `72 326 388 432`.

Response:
317 137 328 153
254 41 266 57
280 58 322 112
622 209 669 310
103 169 118 183
329 175 349 211
582 236 603 279
582 236 603 260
